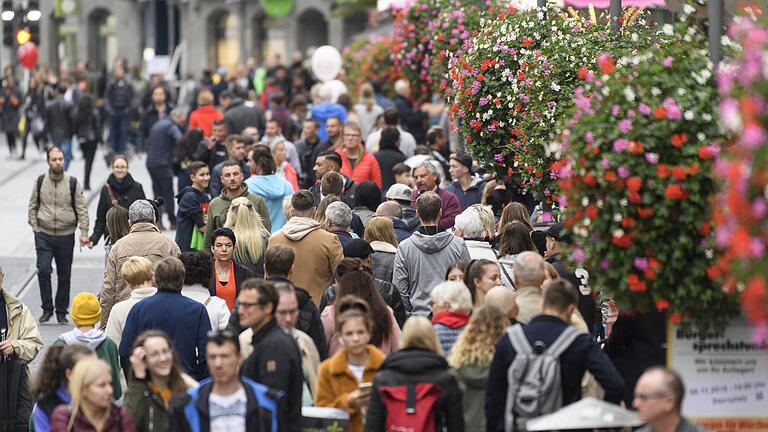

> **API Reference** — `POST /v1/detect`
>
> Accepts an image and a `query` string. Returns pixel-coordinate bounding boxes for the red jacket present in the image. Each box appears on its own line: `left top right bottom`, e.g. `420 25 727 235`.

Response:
188 105 223 138
336 147 382 189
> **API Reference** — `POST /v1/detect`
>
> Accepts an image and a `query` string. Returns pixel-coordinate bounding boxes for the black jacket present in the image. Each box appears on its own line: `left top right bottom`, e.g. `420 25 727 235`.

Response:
373 148 407 193
309 176 357 208
44 97 73 140
485 315 624 432
295 136 328 188
394 95 427 145
72 108 102 143
366 349 463 432
138 104 173 150
208 261 254 299
226 276 328 359
605 310 666 406
224 98 266 134
319 275 406 328
90 173 147 244
105 78 135 113
548 254 597 335
240 319 303 432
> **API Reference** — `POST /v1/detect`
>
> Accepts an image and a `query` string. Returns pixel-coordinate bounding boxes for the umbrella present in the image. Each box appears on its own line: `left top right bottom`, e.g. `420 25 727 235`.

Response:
526 397 644 431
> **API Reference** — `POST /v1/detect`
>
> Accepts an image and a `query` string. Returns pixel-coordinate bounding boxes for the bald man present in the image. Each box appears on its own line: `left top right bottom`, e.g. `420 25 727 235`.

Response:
484 286 518 326
375 201 411 244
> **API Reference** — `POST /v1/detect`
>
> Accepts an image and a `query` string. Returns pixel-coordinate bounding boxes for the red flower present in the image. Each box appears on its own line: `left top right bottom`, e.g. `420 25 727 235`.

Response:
612 234 632 248
597 54 616 75
671 166 687 181
577 67 590 80
657 165 670 178
743 277 767 323
664 184 686 200
586 204 598 220
628 191 642 204
629 140 644 154
700 221 711 236
656 298 670 311
627 274 647 293
522 37 534 47
621 217 636 229
706 265 720 280
604 171 618 182
477 74 485 81
626 176 642 192
653 107 668 119
688 164 700 175
669 313 682 325
637 207 654 219
583 173 597 186
698 146 715 160
670 133 688 148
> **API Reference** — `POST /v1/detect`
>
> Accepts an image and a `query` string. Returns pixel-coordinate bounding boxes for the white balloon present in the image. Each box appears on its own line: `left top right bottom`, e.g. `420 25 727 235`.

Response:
311 45 343 82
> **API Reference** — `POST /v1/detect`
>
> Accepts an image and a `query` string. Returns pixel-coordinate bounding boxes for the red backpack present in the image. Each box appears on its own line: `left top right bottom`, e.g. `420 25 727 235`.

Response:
379 383 441 432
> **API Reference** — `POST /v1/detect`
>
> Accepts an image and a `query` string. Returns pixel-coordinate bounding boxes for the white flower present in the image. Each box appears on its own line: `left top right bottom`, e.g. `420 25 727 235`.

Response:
651 87 661 96
683 4 696 14
662 24 674 35
581 197 590 207
583 219 591 227
596 199 604 208
624 87 636 102
705 249 714 259
612 228 625 237
677 88 687 96
550 82 561 91
619 198 628 207
684 111 694 121
613 213 622 222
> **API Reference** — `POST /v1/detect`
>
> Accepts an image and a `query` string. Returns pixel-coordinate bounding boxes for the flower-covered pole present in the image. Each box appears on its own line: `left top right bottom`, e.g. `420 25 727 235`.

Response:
610 0 622 33
708 0 723 65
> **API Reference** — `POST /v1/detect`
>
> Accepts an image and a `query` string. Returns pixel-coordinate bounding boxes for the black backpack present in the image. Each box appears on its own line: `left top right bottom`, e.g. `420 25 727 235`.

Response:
35 174 78 223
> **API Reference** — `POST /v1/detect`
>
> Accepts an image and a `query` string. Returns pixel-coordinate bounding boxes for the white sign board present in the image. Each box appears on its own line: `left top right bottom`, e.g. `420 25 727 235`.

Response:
668 317 768 431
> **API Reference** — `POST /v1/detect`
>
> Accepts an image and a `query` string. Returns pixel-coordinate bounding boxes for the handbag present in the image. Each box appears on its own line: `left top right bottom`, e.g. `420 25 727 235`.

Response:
190 225 204 251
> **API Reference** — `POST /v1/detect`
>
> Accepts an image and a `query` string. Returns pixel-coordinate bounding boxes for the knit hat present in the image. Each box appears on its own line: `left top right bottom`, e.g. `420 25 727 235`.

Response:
71 292 101 326
453 153 474 174
128 200 156 224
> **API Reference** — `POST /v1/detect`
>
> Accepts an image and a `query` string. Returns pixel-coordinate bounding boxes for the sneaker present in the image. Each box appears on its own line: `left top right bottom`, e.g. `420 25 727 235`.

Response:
56 313 69 324
39 312 53 323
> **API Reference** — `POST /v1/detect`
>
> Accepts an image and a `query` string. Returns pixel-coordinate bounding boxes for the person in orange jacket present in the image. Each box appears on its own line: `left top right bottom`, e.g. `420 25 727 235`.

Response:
335 122 382 190
188 90 223 138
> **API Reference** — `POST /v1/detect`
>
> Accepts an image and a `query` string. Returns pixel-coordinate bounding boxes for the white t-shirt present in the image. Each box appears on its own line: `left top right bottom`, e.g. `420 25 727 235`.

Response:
209 387 247 431
348 364 365 384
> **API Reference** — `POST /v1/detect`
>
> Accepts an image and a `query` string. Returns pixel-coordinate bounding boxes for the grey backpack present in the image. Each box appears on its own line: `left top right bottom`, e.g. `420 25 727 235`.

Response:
504 324 580 432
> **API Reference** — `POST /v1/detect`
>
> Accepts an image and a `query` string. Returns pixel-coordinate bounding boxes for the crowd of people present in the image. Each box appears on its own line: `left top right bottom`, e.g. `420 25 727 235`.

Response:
0 56 703 432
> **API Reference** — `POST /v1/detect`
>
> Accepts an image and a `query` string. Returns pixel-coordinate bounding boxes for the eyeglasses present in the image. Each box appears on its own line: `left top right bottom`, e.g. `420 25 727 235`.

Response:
237 301 263 309
343 134 361 139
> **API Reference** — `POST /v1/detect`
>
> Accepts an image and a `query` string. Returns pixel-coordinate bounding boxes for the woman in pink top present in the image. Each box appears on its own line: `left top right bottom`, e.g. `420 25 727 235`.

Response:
321 258 400 356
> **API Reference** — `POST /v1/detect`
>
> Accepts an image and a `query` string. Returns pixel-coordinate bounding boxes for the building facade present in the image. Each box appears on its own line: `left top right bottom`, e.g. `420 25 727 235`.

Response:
34 0 367 76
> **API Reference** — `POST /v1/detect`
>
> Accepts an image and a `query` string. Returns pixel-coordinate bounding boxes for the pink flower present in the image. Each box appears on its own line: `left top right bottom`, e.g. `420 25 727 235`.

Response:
753 198 767 219
662 98 682 120
600 259 610 270
645 152 659 164
584 132 594 143
613 138 630 152
742 123 766 149
611 105 621 116
617 166 630 178
619 119 633 133
600 157 610 169
662 56 674 68
634 257 649 271
638 103 651 115
572 248 585 262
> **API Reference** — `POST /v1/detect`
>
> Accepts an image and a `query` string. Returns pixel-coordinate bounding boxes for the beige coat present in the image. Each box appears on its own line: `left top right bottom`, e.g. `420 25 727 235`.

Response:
104 287 157 346
268 217 343 305
99 222 180 328
27 171 89 236
2 290 43 375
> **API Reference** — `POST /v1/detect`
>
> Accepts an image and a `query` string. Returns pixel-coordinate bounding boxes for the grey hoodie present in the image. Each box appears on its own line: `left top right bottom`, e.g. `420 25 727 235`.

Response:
393 230 470 317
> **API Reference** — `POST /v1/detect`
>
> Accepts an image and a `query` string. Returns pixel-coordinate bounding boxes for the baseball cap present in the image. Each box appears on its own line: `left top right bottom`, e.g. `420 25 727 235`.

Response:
386 183 413 202
545 223 572 243
453 153 474 174
343 239 375 259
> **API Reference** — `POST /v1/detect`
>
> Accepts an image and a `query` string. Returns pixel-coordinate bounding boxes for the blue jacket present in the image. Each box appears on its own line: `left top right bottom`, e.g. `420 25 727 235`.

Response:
145 118 183 168
169 377 283 432
445 178 486 211
485 315 624 432
310 102 347 141
31 386 70 432
209 159 251 198
175 186 210 252
391 217 412 244
245 174 294 233
119 291 212 381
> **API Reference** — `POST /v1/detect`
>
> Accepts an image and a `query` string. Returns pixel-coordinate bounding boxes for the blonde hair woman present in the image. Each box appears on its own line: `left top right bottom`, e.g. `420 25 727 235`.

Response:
363 216 398 283
50 358 135 431
448 305 506 431
367 316 464 431
353 82 383 138
224 196 270 276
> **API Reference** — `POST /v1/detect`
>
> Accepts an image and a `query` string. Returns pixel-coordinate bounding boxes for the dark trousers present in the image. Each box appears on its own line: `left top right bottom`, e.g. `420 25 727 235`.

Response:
80 140 97 190
5 131 16 153
148 165 175 225
34 232 74 315
108 112 129 154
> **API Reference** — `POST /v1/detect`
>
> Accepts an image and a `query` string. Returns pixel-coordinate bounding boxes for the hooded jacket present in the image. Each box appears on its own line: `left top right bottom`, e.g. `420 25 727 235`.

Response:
99 222 181 328
450 364 491 431
54 329 122 400
268 217 344 304
335 147 383 190
366 349 464 432
175 186 210 252
392 230 470 317
391 217 412 243
203 186 271 249
188 104 223 138
90 173 146 245
445 177 486 211
310 102 348 141
245 174 295 233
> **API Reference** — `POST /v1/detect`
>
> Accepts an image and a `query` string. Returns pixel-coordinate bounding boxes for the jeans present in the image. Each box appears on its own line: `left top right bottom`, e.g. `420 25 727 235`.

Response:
80 140 97 189
52 136 72 171
108 112 130 154
148 165 176 225
34 232 74 315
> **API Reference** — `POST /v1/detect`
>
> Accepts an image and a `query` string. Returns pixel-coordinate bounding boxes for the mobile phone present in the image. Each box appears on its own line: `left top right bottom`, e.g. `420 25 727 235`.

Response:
359 382 373 392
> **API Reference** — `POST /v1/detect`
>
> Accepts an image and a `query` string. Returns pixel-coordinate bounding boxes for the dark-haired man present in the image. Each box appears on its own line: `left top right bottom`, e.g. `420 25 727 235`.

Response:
170 330 282 432
238 279 303 432
209 134 250 198
295 118 328 187
485 279 624 432
309 152 356 206
198 119 230 169
28 147 90 323
203 161 271 249
268 190 343 304
220 89 266 134
365 108 416 157
120 257 212 380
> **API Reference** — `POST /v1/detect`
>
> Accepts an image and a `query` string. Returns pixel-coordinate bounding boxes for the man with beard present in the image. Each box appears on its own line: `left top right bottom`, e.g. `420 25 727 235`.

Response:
28 147 90 324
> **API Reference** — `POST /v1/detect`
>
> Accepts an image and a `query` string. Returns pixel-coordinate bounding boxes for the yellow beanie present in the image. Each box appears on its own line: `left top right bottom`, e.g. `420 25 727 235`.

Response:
71 292 101 326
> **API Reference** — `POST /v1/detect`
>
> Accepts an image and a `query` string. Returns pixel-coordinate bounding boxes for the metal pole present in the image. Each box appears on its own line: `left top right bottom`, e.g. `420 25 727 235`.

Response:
708 0 723 65
610 0 622 33
166 0 175 58
537 0 546 9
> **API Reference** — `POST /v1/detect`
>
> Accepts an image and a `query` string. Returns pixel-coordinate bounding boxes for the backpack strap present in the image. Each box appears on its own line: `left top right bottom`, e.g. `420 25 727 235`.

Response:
545 326 581 358
204 296 212 306
506 324 532 355
406 383 416 414
34 174 45 212
106 183 118 206
500 263 515 289
69 176 78 224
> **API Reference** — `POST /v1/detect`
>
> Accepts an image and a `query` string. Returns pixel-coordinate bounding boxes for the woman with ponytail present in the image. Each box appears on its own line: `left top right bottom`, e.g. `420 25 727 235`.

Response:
354 83 384 139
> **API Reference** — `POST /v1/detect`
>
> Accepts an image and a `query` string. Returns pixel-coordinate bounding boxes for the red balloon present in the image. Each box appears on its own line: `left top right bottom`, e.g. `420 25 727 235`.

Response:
17 42 38 70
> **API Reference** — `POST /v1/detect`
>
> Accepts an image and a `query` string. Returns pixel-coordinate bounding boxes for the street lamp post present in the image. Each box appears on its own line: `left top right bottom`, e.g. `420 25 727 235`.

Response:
610 0 622 33
708 0 723 66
